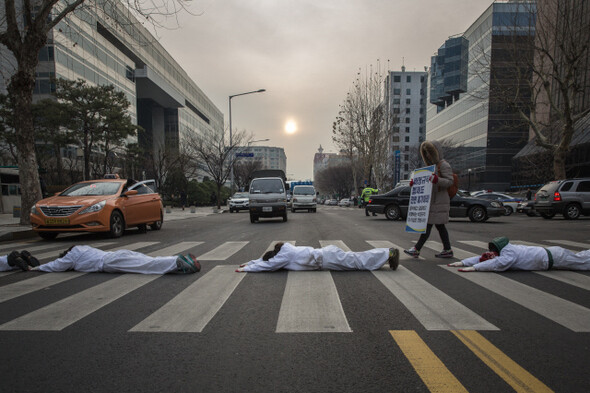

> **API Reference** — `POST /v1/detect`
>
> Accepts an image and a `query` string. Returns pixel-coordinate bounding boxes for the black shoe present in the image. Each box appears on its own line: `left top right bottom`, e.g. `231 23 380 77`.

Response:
20 250 40 267
388 248 400 270
7 251 29 271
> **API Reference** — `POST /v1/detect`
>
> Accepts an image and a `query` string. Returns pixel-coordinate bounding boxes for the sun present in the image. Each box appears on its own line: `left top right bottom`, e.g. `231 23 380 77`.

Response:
285 120 297 134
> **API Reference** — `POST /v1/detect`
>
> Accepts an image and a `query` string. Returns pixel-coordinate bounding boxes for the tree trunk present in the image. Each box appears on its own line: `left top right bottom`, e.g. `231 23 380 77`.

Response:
553 147 567 180
216 183 222 210
8 70 42 225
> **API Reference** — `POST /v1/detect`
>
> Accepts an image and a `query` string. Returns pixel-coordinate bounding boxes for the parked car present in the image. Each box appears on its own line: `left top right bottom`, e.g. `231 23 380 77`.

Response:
228 192 249 213
470 191 523 216
30 178 163 240
325 199 338 206
534 178 590 219
338 198 352 207
366 186 505 222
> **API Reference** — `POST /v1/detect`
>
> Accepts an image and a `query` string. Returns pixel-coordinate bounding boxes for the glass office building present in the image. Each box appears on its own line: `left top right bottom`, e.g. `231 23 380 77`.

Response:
1 1 223 179
426 1 535 191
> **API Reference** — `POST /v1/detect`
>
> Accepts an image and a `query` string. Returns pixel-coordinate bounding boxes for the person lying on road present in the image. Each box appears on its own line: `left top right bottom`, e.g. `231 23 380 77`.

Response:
1 246 200 274
448 236 590 272
236 242 399 272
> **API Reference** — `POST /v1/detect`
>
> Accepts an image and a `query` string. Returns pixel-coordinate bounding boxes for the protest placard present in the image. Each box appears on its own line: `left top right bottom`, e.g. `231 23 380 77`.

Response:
405 165 435 233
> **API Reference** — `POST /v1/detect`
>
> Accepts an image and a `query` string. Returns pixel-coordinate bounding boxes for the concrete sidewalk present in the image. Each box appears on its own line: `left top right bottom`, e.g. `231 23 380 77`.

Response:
0 206 225 242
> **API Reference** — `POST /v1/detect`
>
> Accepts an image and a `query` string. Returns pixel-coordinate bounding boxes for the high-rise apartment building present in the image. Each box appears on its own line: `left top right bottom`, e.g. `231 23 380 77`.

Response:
0 1 223 179
426 1 536 191
384 67 428 182
237 146 287 173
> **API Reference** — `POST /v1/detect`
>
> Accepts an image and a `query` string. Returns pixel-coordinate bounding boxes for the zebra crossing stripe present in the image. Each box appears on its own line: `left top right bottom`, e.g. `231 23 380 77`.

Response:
441 265 590 332
458 240 488 250
130 265 245 333
148 242 204 257
264 241 296 253
0 274 159 331
319 240 350 251
390 330 468 393
0 241 41 253
452 330 553 393
276 270 351 333
547 239 590 249
197 241 248 260
366 240 426 261
0 272 83 303
33 241 120 261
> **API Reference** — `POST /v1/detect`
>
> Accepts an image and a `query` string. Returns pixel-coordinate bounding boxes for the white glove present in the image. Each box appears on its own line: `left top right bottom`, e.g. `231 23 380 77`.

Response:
458 266 476 272
447 262 464 267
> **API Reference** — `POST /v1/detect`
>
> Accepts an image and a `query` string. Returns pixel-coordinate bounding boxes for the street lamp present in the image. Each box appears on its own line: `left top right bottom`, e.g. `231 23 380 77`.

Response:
468 168 472 192
229 89 266 193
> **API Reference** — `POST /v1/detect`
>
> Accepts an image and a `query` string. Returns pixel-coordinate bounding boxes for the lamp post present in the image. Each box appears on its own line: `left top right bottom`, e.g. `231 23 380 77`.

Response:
468 168 472 192
229 89 266 193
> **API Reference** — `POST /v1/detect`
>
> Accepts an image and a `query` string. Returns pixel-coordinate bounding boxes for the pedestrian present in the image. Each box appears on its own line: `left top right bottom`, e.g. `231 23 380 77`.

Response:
6 246 200 274
448 236 590 272
180 189 187 211
404 140 454 258
361 185 379 216
526 188 532 201
235 242 399 272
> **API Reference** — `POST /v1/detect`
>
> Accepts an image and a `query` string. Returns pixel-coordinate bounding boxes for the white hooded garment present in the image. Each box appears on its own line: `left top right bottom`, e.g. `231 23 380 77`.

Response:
38 245 178 274
461 243 590 271
241 242 389 272
0 255 15 272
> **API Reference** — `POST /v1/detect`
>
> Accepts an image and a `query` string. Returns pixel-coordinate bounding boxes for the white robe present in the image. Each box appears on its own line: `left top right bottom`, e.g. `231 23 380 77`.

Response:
0 255 16 272
461 243 590 271
37 245 178 274
241 242 389 272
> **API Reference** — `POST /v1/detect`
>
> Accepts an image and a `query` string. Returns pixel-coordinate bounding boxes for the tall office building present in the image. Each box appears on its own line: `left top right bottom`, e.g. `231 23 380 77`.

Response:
0 1 223 179
426 1 536 191
237 146 287 173
384 67 428 182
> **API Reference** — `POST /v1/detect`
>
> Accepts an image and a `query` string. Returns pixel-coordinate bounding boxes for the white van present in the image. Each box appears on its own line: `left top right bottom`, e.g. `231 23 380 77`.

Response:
291 185 317 213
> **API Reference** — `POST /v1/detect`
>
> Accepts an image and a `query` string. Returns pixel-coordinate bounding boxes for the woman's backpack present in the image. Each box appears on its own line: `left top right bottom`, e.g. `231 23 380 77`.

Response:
437 162 459 198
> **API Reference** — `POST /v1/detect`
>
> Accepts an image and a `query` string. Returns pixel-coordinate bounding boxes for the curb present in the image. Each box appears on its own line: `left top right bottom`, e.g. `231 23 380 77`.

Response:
0 228 37 243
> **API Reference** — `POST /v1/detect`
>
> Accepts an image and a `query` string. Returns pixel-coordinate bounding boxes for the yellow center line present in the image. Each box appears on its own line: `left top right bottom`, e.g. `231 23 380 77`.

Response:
390 330 468 393
452 330 554 393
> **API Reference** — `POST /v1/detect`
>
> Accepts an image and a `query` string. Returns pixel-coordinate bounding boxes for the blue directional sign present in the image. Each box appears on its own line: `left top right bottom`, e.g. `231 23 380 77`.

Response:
235 152 254 157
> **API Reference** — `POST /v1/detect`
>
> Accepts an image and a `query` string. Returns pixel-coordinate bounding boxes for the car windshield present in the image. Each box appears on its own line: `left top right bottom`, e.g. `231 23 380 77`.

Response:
250 179 284 194
294 186 315 195
233 192 248 198
61 182 121 196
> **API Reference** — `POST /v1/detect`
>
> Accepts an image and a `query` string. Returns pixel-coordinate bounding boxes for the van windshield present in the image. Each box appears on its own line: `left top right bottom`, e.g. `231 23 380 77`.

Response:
294 186 315 195
250 179 284 194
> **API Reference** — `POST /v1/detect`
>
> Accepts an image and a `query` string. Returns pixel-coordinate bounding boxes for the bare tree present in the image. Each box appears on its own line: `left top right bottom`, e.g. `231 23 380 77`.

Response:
332 61 393 191
315 164 356 200
233 158 263 192
0 0 198 224
471 1 590 180
184 127 250 209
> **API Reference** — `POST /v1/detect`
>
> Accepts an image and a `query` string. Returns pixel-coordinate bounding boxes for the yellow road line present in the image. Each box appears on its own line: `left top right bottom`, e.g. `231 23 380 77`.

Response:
452 330 553 393
390 330 468 393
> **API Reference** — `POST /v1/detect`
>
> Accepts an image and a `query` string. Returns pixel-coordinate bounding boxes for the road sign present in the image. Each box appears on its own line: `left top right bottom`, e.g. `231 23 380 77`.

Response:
235 153 254 157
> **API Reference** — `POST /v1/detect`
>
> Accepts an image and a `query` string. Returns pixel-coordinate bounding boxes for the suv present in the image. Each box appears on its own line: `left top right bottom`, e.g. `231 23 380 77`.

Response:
248 177 288 223
291 185 317 212
534 178 590 219
228 192 249 213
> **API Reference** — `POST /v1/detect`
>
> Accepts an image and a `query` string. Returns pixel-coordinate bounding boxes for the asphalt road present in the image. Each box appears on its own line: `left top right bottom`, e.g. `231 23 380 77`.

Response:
0 206 589 392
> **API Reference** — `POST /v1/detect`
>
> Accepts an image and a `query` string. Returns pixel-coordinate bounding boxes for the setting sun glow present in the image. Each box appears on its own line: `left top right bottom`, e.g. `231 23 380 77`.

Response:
285 120 297 134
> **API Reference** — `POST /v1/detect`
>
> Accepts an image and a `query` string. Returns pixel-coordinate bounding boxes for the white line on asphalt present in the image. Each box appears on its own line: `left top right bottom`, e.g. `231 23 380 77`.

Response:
546 240 590 249
276 270 352 333
130 265 245 333
0 272 84 303
319 240 350 251
148 242 204 257
0 274 159 331
197 241 248 260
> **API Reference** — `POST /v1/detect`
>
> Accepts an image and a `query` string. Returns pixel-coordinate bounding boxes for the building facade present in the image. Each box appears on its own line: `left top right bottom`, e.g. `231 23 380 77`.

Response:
425 1 536 191
236 145 287 173
383 67 428 182
0 1 223 180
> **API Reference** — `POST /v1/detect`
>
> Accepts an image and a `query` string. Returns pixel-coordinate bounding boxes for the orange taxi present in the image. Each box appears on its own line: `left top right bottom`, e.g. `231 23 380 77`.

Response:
30 178 163 240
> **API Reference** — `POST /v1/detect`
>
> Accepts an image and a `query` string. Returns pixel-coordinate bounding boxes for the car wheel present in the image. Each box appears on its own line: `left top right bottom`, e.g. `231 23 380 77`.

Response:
250 214 257 223
312 208 316 213
385 204 401 220
468 205 487 223
504 206 513 216
230 208 234 213
564 203 581 220
283 213 288 222
38 232 58 240
109 211 125 238
150 214 163 230
541 212 555 219
526 211 536 217
291 208 296 213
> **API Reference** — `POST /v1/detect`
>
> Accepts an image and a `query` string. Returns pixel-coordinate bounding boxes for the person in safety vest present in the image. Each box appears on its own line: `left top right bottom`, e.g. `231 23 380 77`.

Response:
361 186 379 216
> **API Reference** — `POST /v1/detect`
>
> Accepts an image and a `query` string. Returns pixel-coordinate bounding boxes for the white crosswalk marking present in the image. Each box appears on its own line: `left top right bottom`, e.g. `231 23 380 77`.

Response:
264 241 296 253
366 240 426 261
276 270 351 333
441 265 590 332
547 240 590 249
0 241 41 253
0 272 84 303
319 240 350 251
130 266 245 333
458 240 488 250
0 274 159 331
33 241 119 261
148 242 203 257
197 241 248 260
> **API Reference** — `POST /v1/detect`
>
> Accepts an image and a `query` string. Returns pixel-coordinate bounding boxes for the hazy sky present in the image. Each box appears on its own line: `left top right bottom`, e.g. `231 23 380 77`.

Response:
157 0 494 180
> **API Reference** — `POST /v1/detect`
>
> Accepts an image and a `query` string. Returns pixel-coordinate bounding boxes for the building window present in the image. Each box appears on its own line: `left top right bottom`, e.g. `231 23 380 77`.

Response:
406 108 411 114
405 127 410 133
393 108 400 114
407 75 411 83
405 118 410 123
405 136 410 142
404 145 409 152
406 99 411 105
406 88 411 95
419 117 424 124
394 75 401 82
394 88 401 95
393 98 400 104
